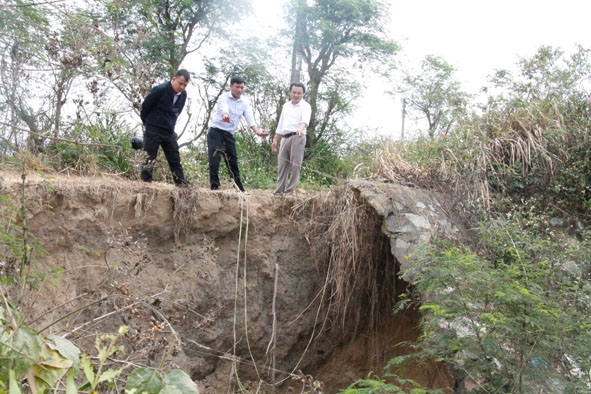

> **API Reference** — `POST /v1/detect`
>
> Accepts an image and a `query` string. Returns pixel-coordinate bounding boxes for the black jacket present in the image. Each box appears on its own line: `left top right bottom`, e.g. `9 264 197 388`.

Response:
140 81 187 132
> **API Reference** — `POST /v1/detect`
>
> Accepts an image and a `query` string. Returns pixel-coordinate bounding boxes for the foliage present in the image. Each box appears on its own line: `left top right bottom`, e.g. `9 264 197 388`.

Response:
234 129 276 190
339 377 405 393
479 45 591 211
79 326 129 393
42 5 103 139
85 0 252 112
288 0 399 148
125 367 199 394
375 46 591 219
398 219 591 393
0 308 198 394
301 137 352 187
397 55 470 139
0 0 49 152
42 113 138 177
0 302 79 394
338 372 445 393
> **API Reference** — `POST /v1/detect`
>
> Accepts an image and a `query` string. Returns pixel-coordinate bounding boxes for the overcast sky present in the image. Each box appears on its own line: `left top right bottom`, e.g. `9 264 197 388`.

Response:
251 0 591 138
387 0 590 88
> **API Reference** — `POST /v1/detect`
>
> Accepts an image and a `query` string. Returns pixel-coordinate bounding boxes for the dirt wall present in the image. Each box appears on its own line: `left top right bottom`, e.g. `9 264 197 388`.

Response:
0 171 453 393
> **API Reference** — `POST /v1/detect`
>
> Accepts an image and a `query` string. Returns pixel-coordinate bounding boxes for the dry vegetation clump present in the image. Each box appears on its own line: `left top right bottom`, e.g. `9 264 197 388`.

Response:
370 142 458 192
485 107 558 181
372 144 426 185
296 184 397 341
14 149 55 173
171 188 200 243
373 105 560 213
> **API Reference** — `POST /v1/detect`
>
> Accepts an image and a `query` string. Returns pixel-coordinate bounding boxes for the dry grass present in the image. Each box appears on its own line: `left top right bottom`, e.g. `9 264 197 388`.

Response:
373 144 422 184
372 107 558 211
296 184 397 342
171 188 201 244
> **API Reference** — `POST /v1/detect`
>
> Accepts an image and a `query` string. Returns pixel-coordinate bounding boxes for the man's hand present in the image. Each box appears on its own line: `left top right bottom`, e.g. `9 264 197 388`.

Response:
257 131 269 138
222 113 232 123
271 140 278 153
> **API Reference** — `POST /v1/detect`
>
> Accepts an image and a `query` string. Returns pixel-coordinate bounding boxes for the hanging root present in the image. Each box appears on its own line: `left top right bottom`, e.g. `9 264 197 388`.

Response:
296 182 397 340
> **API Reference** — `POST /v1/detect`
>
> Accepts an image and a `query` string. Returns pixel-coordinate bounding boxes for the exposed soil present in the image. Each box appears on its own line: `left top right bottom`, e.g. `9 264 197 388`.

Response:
0 167 453 393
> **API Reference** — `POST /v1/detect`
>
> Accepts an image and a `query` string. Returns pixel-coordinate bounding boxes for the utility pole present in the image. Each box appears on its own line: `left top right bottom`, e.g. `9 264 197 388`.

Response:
401 98 407 140
290 46 302 83
290 0 306 83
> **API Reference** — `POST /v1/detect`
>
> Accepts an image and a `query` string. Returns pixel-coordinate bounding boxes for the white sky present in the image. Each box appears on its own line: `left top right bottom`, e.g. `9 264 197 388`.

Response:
251 0 591 139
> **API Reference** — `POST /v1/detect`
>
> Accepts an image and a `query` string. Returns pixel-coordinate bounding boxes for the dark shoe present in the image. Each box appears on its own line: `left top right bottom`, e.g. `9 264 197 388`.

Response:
211 186 219 190
175 181 190 188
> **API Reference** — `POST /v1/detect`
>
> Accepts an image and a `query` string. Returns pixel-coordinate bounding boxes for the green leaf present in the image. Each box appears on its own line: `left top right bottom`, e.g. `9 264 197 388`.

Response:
125 367 163 394
32 344 73 392
81 355 95 385
12 326 42 361
8 369 21 394
98 367 126 383
161 369 199 394
66 369 77 394
6 326 43 378
46 334 81 368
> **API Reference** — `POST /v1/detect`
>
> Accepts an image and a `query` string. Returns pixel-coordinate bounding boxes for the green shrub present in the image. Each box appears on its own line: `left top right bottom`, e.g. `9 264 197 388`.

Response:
398 220 591 393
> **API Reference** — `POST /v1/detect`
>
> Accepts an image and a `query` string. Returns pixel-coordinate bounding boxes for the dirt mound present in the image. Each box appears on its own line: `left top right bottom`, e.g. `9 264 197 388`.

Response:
0 168 453 393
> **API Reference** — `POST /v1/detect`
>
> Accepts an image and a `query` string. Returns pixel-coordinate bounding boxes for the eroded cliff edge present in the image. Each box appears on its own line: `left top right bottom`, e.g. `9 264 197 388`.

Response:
0 172 462 393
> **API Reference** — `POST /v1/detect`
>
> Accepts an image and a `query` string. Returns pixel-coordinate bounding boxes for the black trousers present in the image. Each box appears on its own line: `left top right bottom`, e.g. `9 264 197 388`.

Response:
141 127 185 184
207 127 245 191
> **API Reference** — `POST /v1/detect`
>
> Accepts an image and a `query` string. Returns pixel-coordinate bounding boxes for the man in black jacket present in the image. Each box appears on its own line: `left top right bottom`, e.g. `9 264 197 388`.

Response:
140 69 190 186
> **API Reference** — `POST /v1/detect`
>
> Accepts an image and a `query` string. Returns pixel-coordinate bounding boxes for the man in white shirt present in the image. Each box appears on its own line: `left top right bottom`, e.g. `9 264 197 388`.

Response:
207 76 267 191
271 82 311 195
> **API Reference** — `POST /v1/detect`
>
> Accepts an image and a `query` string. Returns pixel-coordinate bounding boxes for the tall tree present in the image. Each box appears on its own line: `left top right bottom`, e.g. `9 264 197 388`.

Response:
0 0 48 152
397 55 469 139
43 6 101 139
288 0 398 148
86 0 252 111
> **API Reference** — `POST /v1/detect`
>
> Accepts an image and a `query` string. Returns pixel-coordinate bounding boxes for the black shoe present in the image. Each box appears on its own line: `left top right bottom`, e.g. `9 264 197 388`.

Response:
176 181 190 188
211 186 219 191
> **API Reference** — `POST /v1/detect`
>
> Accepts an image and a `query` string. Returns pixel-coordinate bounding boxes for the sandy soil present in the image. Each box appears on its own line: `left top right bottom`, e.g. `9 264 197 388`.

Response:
0 166 453 393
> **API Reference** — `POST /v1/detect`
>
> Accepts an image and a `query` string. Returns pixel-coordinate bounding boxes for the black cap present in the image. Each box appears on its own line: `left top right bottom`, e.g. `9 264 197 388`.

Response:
131 136 143 150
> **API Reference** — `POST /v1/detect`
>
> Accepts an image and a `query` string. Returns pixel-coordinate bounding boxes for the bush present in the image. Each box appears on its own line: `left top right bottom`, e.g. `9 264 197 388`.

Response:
398 220 591 393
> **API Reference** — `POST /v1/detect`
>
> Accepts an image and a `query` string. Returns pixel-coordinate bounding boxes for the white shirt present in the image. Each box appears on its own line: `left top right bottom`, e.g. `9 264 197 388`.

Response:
211 91 257 134
276 99 311 135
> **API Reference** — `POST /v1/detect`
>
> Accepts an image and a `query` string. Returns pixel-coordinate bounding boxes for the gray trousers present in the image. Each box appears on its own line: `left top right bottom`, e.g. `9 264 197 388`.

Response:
274 134 306 194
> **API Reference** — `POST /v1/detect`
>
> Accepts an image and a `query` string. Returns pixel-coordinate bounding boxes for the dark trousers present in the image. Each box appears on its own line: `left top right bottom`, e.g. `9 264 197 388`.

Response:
207 127 245 191
141 127 185 184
